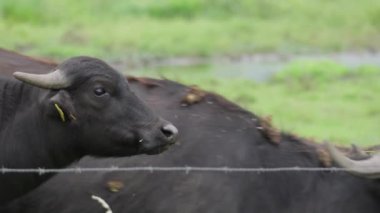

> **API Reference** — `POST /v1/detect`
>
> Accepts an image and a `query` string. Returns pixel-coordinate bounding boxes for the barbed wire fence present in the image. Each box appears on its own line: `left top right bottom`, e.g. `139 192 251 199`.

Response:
2 166 366 213
0 166 363 175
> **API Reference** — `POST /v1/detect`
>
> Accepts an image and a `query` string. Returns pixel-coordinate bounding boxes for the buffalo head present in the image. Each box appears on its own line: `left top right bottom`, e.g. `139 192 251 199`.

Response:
13 56 178 156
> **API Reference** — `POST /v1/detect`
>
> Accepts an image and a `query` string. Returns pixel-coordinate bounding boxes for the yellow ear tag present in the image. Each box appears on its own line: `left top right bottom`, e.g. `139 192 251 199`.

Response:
54 103 66 122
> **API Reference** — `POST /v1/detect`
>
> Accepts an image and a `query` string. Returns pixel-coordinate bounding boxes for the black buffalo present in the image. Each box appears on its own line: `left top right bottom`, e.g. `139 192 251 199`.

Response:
0 53 178 205
1 49 379 213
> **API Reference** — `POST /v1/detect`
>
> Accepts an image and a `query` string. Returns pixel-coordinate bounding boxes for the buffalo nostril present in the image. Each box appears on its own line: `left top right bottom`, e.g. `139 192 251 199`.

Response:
161 124 178 140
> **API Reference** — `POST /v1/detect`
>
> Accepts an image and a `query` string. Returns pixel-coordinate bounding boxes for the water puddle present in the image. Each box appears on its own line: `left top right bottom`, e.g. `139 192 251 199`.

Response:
122 52 380 82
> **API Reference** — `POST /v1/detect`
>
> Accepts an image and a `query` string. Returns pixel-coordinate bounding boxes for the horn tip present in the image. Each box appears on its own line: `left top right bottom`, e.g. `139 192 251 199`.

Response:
13 71 27 80
13 71 21 77
325 142 339 156
324 141 333 150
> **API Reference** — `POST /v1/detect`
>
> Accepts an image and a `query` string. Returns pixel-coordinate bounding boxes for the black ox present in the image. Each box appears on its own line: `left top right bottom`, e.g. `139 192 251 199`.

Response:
0 49 379 213
0 53 178 205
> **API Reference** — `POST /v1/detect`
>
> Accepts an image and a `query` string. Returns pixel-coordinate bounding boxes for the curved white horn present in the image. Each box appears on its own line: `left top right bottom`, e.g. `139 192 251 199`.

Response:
13 69 70 89
326 142 380 179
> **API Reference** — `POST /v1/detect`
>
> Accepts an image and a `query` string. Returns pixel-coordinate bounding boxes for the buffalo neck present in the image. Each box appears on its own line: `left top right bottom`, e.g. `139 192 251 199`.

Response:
0 106 83 168
0 78 84 168
0 79 83 205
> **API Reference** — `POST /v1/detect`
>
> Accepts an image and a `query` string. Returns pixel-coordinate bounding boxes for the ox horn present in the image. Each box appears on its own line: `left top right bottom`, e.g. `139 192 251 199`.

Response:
13 69 70 89
326 142 380 179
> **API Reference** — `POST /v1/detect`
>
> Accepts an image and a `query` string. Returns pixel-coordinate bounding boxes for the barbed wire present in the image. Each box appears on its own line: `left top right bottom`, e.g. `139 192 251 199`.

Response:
0 166 364 175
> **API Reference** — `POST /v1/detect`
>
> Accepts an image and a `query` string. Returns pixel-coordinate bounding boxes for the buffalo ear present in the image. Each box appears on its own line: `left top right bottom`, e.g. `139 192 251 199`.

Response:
49 90 77 122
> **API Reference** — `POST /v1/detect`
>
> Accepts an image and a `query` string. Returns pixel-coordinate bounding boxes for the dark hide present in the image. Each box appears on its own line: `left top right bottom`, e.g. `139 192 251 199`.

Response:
0 49 379 213
0 51 177 205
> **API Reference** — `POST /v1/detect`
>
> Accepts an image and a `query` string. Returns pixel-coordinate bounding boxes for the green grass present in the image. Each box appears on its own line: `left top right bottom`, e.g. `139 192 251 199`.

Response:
132 62 380 146
1 0 380 59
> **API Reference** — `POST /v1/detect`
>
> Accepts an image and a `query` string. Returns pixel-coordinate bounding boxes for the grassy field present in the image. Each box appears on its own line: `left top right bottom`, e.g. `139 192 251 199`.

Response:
1 0 380 59
1 0 379 146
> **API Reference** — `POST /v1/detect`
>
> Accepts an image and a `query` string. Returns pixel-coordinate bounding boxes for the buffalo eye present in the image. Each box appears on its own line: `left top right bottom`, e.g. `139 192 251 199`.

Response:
94 87 107 96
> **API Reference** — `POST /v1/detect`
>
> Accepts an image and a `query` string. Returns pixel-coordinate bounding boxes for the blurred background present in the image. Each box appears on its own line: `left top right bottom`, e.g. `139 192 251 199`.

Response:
0 0 379 146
